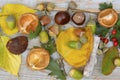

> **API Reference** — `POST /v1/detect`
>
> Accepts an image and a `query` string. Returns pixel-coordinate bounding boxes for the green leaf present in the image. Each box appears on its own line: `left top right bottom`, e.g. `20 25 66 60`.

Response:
41 38 56 55
46 58 66 80
29 23 42 39
99 2 113 11
35 37 65 80
0 36 21 76
102 47 119 75
116 15 120 27
42 38 65 80
95 22 109 37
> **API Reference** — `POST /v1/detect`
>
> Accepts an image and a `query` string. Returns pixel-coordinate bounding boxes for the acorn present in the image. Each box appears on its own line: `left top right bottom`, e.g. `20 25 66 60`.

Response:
69 69 83 79
39 30 49 44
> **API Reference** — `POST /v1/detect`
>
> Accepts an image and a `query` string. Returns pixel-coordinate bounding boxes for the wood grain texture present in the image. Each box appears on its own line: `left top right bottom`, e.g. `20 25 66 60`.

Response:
0 0 120 80
0 0 120 13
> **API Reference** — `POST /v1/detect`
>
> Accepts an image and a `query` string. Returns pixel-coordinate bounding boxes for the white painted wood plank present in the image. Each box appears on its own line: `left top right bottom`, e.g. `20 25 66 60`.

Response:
0 0 120 80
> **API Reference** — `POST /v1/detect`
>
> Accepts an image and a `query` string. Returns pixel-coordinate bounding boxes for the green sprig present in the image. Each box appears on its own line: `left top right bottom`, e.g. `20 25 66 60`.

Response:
99 2 113 11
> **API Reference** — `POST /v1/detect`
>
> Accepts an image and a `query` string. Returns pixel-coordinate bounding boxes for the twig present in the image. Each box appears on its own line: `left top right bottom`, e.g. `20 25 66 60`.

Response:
0 5 120 14
53 7 120 13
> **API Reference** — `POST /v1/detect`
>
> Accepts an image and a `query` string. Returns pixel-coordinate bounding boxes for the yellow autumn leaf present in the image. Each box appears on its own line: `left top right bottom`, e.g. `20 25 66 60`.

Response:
0 4 36 35
56 26 94 68
0 36 21 76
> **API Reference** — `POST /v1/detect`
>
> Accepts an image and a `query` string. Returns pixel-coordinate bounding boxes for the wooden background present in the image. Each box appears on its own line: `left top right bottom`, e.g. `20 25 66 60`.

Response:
0 0 120 80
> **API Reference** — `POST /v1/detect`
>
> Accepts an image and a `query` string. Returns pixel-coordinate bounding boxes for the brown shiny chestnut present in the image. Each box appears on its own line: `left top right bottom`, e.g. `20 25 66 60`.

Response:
54 11 70 25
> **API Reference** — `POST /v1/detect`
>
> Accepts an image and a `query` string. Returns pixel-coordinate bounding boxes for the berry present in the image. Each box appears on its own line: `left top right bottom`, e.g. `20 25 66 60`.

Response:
103 38 109 44
111 37 117 42
111 29 117 35
113 41 118 46
99 35 104 40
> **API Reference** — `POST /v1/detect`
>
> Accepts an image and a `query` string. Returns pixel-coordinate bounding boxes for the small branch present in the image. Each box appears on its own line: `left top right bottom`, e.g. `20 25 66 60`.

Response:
53 7 120 13
0 5 120 14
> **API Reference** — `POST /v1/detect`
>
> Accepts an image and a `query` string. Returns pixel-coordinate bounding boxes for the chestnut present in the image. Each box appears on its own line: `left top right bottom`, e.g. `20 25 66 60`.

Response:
54 11 70 25
6 36 28 54
72 12 85 25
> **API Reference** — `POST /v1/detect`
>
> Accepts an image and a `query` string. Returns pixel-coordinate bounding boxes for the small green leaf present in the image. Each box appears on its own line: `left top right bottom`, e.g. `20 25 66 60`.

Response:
116 15 120 27
29 23 42 39
46 58 66 80
99 2 113 11
41 38 56 55
95 22 109 37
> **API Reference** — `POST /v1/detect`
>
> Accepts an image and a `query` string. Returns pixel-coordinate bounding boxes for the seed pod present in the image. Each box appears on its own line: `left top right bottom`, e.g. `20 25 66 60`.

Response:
39 31 49 44
6 15 16 30
27 48 50 70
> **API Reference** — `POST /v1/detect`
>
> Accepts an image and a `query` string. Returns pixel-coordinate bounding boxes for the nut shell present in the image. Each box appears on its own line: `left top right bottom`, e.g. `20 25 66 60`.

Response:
18 13 39 34
98 9 118 28
27 48 50 70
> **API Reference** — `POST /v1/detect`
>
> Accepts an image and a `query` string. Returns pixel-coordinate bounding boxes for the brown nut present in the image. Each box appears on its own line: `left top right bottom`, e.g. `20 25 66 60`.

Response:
40 15 51 26
6 36 28 54
54 11 70 25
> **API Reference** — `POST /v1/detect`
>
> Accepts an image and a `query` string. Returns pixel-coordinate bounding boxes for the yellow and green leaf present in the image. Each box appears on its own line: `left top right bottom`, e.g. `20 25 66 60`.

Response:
0 36 21 76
